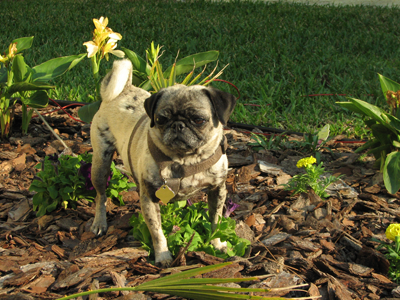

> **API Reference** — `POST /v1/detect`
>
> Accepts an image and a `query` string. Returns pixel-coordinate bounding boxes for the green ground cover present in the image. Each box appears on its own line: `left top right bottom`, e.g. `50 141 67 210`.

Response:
2 0 400 137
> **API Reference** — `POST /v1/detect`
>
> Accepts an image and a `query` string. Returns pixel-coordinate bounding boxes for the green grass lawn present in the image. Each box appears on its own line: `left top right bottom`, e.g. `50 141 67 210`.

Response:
2 0 400 138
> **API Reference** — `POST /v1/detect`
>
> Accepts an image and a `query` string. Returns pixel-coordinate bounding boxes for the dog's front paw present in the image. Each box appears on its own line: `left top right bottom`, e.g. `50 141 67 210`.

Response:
155 250 174 268
90 216 108 236
211 238 228 252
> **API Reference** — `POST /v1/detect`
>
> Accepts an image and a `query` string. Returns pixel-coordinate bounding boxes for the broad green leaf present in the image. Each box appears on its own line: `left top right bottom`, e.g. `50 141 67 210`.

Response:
383 113 400 133
365 118 377 128
378 73 400 100
11 36 34 53
32 192 44 206
22 91 49 108
121 47 150 75
317 124 330 141
343 98 394 132
348 98 386 123
383 151 400 194
36 202 48 217
336 101 365 115
6 82 55 97
32 53 86 82
46 200 59 213
367 144 390 161
163 51 219 77
48 185 58 200
370 123 392 144
12 55 30 82
78 101 101 123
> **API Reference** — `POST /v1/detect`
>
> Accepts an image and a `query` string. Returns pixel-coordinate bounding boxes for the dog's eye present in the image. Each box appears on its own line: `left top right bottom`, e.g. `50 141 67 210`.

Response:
156 116 168 125
194 118 206 125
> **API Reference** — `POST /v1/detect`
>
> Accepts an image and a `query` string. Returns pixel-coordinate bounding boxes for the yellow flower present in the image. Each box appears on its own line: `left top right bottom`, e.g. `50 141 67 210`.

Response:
93 16 108 33
0 54 7 63
0 42 18 64
296 156 317 168
8 43 17 58
101 39 125 61
83 41 98 58
83 16 123 59
386 224 400 241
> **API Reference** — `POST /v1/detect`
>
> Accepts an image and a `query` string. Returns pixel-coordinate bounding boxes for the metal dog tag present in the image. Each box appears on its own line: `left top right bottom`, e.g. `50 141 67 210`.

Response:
155 184 175 204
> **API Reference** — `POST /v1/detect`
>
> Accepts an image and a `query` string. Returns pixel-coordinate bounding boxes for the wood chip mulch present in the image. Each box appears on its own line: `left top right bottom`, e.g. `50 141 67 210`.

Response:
1 105 400 300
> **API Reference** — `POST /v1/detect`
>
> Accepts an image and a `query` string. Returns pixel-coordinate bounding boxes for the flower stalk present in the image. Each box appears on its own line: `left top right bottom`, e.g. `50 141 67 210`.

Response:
82 16 124 102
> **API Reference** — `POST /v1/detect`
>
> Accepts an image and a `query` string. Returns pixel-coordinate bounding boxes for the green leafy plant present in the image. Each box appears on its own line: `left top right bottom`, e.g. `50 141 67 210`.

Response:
337 74 400 194
0 37 86 137
248 132 288 151
283 156 341 199
56 262 304 300
123 41 221 92
372 224 400 284
287 124 331 163
144 41 227 93
249 125 331 163
29 153 134 217
78 16 222 123
130 200 250 259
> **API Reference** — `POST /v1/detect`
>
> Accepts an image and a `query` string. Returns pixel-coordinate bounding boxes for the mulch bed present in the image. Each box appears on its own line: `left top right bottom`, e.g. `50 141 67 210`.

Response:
1 105 400 300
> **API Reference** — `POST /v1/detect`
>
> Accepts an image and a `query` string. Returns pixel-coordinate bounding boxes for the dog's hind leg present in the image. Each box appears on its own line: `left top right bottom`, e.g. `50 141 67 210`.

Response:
90 124 116 236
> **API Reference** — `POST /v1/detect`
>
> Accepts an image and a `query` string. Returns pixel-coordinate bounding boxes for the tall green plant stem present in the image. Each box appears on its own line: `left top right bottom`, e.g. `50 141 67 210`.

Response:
90 55 101 101
6 68 13 87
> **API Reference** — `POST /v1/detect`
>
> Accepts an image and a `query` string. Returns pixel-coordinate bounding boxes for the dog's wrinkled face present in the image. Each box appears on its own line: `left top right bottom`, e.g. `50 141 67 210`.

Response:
155 95 214 152
144 85 236 154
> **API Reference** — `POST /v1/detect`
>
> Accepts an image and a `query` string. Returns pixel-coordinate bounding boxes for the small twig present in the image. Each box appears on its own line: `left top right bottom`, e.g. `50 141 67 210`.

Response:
33 108 73 155
170 232 195 267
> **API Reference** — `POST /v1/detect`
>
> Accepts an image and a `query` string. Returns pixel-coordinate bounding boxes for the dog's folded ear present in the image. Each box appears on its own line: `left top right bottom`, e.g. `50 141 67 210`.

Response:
100 59 133 102
203 87 236 125
144 90 164 127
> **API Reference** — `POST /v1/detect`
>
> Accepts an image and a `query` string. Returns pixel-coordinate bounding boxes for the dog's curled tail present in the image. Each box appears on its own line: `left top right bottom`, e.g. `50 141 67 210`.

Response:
100 59 133 102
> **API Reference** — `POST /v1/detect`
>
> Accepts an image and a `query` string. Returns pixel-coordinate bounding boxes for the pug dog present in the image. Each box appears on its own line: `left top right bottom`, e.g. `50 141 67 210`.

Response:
90 59 236 267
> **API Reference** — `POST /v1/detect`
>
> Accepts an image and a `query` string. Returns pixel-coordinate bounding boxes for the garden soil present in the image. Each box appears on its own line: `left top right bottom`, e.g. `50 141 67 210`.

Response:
1 104 400 299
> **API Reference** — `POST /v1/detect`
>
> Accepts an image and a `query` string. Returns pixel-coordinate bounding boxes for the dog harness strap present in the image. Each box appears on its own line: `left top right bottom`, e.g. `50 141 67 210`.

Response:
127 115 148 176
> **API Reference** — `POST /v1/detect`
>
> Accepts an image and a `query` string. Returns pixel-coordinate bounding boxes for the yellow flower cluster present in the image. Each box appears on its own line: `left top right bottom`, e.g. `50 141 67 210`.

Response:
296 156 317 168
0 42 17 64
386 224 400 241
83 17 124 61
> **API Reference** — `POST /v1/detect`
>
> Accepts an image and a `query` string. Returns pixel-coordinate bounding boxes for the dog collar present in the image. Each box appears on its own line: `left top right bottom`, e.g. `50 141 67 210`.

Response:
127 115 227 203
148 127 227 202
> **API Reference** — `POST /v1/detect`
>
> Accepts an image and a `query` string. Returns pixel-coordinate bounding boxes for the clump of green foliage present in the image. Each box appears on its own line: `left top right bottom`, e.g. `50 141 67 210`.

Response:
129 200 250 259
337 74 400 194
29 153 134 217
283 156 341 199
